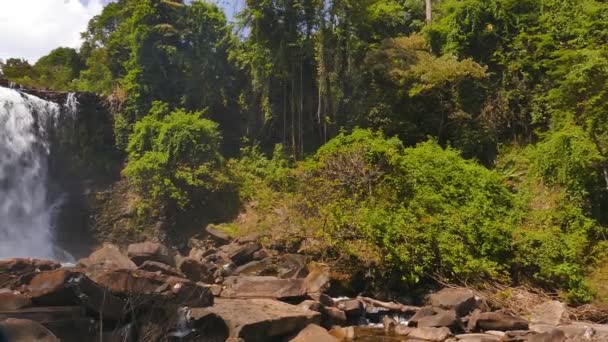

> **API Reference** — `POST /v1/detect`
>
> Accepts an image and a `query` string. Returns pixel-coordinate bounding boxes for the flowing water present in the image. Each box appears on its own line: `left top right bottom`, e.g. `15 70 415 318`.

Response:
0 86 74 260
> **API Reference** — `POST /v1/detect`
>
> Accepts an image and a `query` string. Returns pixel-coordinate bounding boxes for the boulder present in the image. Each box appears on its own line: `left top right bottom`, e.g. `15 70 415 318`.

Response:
221 276 307 299
530 301 570 326
410 306 439 325
0 307 95 342
304 264 331 294
233 254 308 278
299 300 324 313
467 310 529 332
0 292 31 311
205 225 232 245
92 269 214 308
323 307 348 327
328 326 355 341
190 298 321 341
417 310 458 329
127 242 173 266
78 244 136 271
532 321 608 340
455 333 501 342
0 259 61 288
502 330 565 342
224 242 262 266
0 259 60 274
172 309 229 341
408 326 453 341
138 260 185 278
428 288 478 317
0 318 59 342
177 258 215 283
290 324 338 342
25 269 127 320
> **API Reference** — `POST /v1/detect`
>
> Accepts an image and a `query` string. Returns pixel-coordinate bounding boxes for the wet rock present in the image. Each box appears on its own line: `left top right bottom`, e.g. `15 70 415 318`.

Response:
26 269 126 320
467 310 529 332
178 309 229 342
92 269 214 308
324 307 348 327
530 301 570 326
310 293 335 307
0 292 31 311
394 324 415 336
177 258 215 283
328 326 355 341
221 276 306 300
0 259 61 289
78 243 136 271
190 298 321 341
290 323 338 342
428 288 478 317
417 309 459 329
0 318 59 342
205 225 232 245
139 261 185 278
383 316 398 333
408 326 453 341
127 242 173 266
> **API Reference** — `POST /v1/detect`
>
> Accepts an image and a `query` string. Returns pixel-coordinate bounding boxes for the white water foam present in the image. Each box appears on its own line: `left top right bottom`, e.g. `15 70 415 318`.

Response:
0 86 72 260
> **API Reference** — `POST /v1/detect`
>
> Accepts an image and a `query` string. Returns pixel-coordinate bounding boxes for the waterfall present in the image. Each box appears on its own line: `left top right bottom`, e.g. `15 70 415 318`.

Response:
0 86 74 261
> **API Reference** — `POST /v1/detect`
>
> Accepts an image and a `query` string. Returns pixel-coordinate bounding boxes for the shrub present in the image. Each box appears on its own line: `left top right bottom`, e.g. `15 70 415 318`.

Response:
123 102 233 214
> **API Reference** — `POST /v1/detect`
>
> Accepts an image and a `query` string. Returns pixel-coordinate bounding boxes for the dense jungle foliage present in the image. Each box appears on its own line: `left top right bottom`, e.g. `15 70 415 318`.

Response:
3 0 608 304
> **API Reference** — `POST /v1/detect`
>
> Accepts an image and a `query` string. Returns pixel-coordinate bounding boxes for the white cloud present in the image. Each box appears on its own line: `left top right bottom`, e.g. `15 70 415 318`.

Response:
0 0 105 63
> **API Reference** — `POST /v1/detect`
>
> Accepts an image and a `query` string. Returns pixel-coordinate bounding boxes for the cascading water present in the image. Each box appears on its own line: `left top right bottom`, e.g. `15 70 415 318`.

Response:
0 86 74 260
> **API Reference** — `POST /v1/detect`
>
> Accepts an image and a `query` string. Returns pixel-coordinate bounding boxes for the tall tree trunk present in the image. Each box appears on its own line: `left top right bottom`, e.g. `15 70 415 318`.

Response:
426 0 432 22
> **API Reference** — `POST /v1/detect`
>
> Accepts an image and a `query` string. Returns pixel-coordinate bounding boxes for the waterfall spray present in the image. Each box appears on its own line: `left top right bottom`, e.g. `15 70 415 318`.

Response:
0 86 74 260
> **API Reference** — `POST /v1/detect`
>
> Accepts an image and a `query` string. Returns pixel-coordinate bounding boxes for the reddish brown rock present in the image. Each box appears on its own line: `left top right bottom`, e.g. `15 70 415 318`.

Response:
127 242 173 266
0 259 61 289
417 309 458 329
467 310 529 332
78 244 136 271
190 298 321 342
177 257 215 283
26 269 127 320
0 292 31 311
138 260 185 278
428 288 478 317
290 324 338 342
408 326 453 341
221 276 306 299
0 318 59 342
92 269 214 308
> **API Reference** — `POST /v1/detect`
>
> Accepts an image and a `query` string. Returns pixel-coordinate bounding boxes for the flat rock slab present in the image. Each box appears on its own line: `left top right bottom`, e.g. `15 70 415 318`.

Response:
190 298 321 341
0 306 85 323
221 276 306 299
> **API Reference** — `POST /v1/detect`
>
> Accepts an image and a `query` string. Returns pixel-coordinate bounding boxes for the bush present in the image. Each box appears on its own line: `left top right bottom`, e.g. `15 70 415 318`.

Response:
123 102 233 214
294 129 515 285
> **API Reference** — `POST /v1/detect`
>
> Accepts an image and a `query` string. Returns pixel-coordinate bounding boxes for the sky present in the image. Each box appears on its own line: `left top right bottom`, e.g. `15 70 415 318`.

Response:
0 0 241 63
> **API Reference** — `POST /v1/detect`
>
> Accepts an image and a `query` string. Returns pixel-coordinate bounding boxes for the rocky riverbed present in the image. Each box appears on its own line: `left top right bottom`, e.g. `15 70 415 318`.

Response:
1 228 607 341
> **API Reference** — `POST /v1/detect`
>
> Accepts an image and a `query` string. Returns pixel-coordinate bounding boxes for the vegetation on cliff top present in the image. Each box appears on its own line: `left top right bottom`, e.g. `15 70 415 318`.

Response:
3 0 608 303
